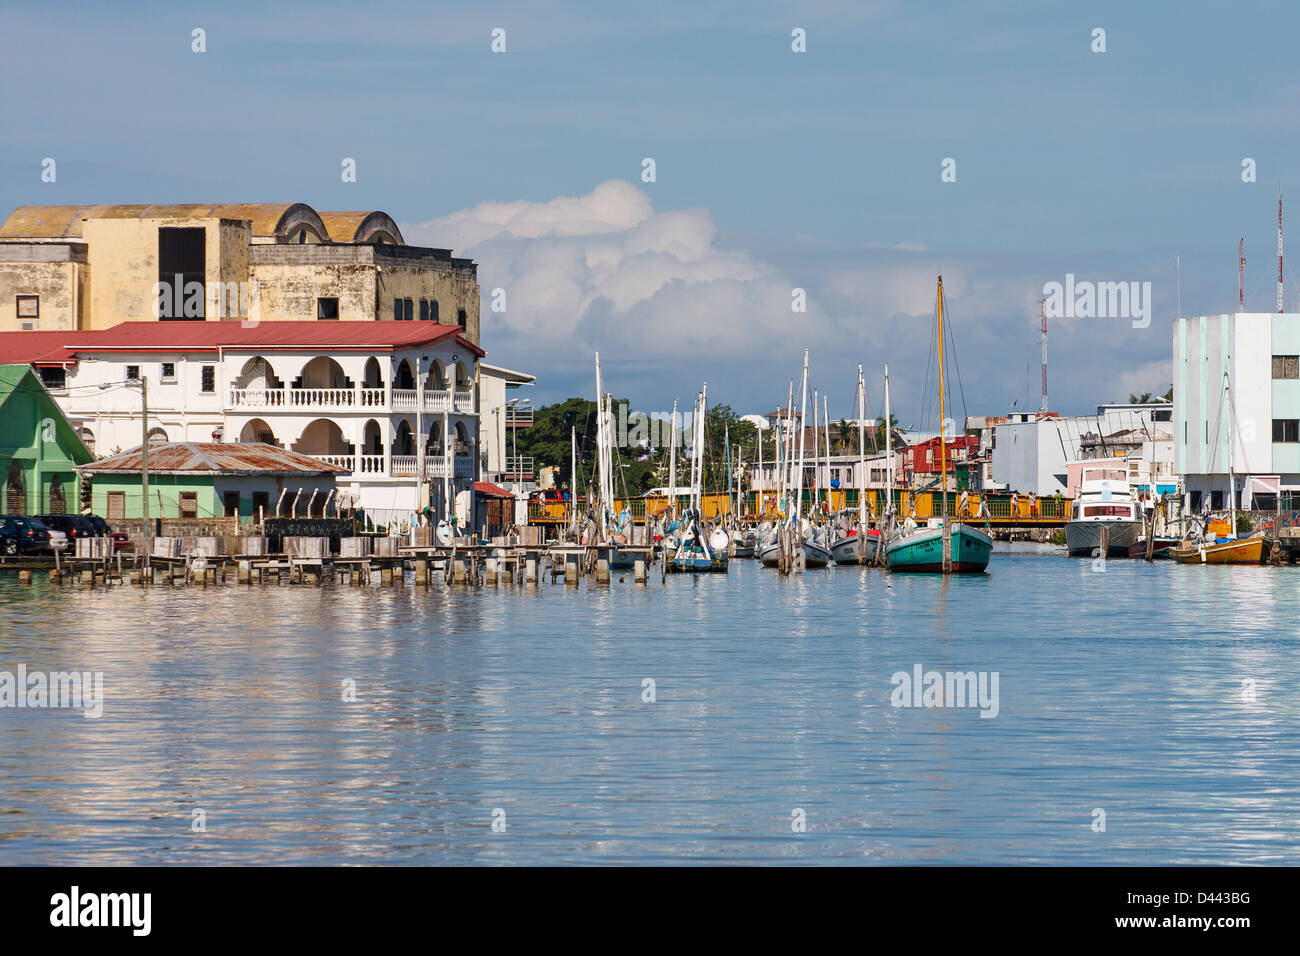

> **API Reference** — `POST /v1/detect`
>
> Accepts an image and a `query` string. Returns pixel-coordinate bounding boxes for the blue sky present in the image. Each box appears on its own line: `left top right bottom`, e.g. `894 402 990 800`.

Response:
4 0 1299 426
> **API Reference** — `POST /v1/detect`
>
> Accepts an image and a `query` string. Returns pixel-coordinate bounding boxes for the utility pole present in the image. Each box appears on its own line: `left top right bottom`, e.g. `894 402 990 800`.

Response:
1039 297 1048 415
141 376 150 522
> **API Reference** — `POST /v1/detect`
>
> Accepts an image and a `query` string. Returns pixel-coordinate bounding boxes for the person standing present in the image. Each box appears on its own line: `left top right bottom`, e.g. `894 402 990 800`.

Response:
1011 491 1020 517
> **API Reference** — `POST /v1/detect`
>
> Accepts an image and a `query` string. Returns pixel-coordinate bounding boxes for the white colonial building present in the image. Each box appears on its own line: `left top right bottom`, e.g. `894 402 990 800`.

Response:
1174 312 1300 511
0 321 489 524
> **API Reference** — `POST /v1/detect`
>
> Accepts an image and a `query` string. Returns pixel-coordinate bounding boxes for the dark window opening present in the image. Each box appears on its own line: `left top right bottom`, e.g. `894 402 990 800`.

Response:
201 365 215 393
126 365 140 382
39 366 66 390
457 308 467 330
317 296 339 320
251 491 270 520
161 362 176 382
430 300 440 322
403 298 414 321
393 298 402 321
157 227 206 320
418 299 429 321
1272 355 1300 379
1210 490 1224 510
223 491 240 517
1273 418 1299 443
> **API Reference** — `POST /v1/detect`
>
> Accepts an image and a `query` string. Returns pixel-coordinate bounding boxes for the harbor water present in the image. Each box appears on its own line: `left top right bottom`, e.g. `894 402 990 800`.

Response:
1 544 1297 865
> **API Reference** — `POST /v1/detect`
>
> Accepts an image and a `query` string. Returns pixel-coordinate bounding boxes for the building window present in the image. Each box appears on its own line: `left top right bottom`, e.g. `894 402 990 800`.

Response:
1272 355 1300 379
126 365 140 382
430 300 440 322
179 491 198 518
201 365 215 393
418 299 429 321
317 296 339 320
161 362 176 382
223 491 240 517
1272 419 1300 443
38 366 66 390
457 308 467 330
107 491 125 521
1210 490 1224 510
403 298 414 321
16 294 38 319
252 491 270 520
147 427 168 443
393 298 402 321
157 227 206 320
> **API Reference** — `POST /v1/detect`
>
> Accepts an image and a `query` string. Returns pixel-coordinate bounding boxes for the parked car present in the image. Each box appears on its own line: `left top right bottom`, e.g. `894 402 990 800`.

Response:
83 515 131 551
38 514 97 542
1 516 53 555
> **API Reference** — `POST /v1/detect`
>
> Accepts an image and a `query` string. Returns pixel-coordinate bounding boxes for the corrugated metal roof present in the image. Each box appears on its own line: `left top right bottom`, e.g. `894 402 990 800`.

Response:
79 442 347 476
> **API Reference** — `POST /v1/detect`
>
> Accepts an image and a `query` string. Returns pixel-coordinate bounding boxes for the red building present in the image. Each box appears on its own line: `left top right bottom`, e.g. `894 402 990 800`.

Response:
902 435 979 478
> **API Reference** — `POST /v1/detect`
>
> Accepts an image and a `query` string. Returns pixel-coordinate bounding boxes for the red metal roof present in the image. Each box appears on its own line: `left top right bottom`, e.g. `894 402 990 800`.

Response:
474 481 514 498
0 321 485 366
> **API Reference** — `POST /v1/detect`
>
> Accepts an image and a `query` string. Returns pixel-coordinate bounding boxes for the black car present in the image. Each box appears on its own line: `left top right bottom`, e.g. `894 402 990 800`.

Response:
83 514 131 551
1 516 53 555
39 514 97 540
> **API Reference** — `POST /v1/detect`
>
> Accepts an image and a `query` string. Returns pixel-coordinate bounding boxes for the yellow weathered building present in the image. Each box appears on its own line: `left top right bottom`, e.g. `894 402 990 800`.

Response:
0 203 480 341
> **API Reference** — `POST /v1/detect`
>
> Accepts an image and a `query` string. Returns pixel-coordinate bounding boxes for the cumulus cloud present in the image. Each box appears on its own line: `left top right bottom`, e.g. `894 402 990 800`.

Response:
401 180 1175 420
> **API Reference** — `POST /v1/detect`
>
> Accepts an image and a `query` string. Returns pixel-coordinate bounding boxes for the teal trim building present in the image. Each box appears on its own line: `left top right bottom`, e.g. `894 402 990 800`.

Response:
0 364 93 514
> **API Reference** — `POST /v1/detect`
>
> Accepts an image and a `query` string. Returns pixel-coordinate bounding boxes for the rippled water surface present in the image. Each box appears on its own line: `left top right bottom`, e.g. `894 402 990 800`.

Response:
1 545 1297 865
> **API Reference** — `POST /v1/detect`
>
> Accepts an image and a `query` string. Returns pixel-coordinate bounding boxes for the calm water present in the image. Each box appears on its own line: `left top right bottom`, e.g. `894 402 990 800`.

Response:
0 544 1297 865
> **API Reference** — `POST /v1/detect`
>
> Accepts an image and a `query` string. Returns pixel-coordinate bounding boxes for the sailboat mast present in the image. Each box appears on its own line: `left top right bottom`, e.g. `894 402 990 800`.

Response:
700 382 709 515
667 398 678 519
884 363 893 515
795 351 809 522
823 392 832 514
1226 372 1236 535
857 364 866 530
936 276 948 520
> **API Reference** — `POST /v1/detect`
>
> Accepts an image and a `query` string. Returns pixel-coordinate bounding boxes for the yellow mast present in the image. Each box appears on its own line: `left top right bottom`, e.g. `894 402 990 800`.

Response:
937 275 947 519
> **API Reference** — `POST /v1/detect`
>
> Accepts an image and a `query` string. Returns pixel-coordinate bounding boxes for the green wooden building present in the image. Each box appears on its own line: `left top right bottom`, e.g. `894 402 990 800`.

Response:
0 364 94 515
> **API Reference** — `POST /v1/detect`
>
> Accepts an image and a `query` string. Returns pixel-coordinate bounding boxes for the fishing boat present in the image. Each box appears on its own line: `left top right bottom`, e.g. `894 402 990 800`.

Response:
830 524 880 564
886 276 992 574
1063 465 1143 556
731 527 757 558
1170 373 1266 565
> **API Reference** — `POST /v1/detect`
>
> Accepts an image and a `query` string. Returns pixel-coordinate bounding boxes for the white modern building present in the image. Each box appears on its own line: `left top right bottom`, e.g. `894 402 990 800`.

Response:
479 362 536 488
0 321 490 524
991 404 1176 497
1173 312 1300 511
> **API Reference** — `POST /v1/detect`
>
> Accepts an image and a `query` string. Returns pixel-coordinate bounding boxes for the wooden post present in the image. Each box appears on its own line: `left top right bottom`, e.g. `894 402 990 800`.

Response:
634 556 647 584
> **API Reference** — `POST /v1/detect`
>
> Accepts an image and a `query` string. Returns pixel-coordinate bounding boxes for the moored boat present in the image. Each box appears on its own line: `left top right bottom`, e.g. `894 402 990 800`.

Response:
1170 532 1265 564
886 518 993 572
1064 465 1142 556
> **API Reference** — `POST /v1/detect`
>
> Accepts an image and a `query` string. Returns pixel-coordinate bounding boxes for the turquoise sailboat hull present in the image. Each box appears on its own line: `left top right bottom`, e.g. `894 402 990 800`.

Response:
885 522 992 573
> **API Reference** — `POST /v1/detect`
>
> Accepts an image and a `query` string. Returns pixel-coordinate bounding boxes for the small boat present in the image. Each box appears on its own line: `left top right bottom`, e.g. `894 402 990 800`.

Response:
731 528 757 558
1064 465 1142 556
802 525 832 568
1126 536 1178 559
1170 373 1265 566
1171 534 1265 564
887 517 993 572
830 526 880 564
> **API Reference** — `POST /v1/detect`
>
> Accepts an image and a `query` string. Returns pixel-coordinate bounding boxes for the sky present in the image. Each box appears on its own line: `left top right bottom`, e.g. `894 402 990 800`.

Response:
4 0 1300 429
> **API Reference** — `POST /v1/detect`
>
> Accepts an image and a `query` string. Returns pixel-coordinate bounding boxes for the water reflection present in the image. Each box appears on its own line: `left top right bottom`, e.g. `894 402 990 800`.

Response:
0 555 1297 864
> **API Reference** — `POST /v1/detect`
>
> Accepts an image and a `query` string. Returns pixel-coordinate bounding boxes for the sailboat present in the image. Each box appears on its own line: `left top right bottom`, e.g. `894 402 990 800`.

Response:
1171 372 1265 565
885 277 993 573
830 363 880 565
668 384 729 573
591 354 636 570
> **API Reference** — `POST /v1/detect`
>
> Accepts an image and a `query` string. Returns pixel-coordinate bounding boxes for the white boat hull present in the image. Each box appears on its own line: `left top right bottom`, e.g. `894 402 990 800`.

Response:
1064 519 1142 556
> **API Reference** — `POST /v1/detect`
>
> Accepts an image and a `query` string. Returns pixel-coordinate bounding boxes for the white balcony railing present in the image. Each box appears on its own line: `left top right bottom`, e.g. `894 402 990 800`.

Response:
230 386 477 414
315 454 355 472
358 454 384 474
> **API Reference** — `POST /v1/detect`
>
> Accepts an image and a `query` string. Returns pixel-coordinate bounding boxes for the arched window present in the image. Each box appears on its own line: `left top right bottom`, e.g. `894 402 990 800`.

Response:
48 474 66 515
147 428 169 444
5 461 24 514
75 427 95 456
